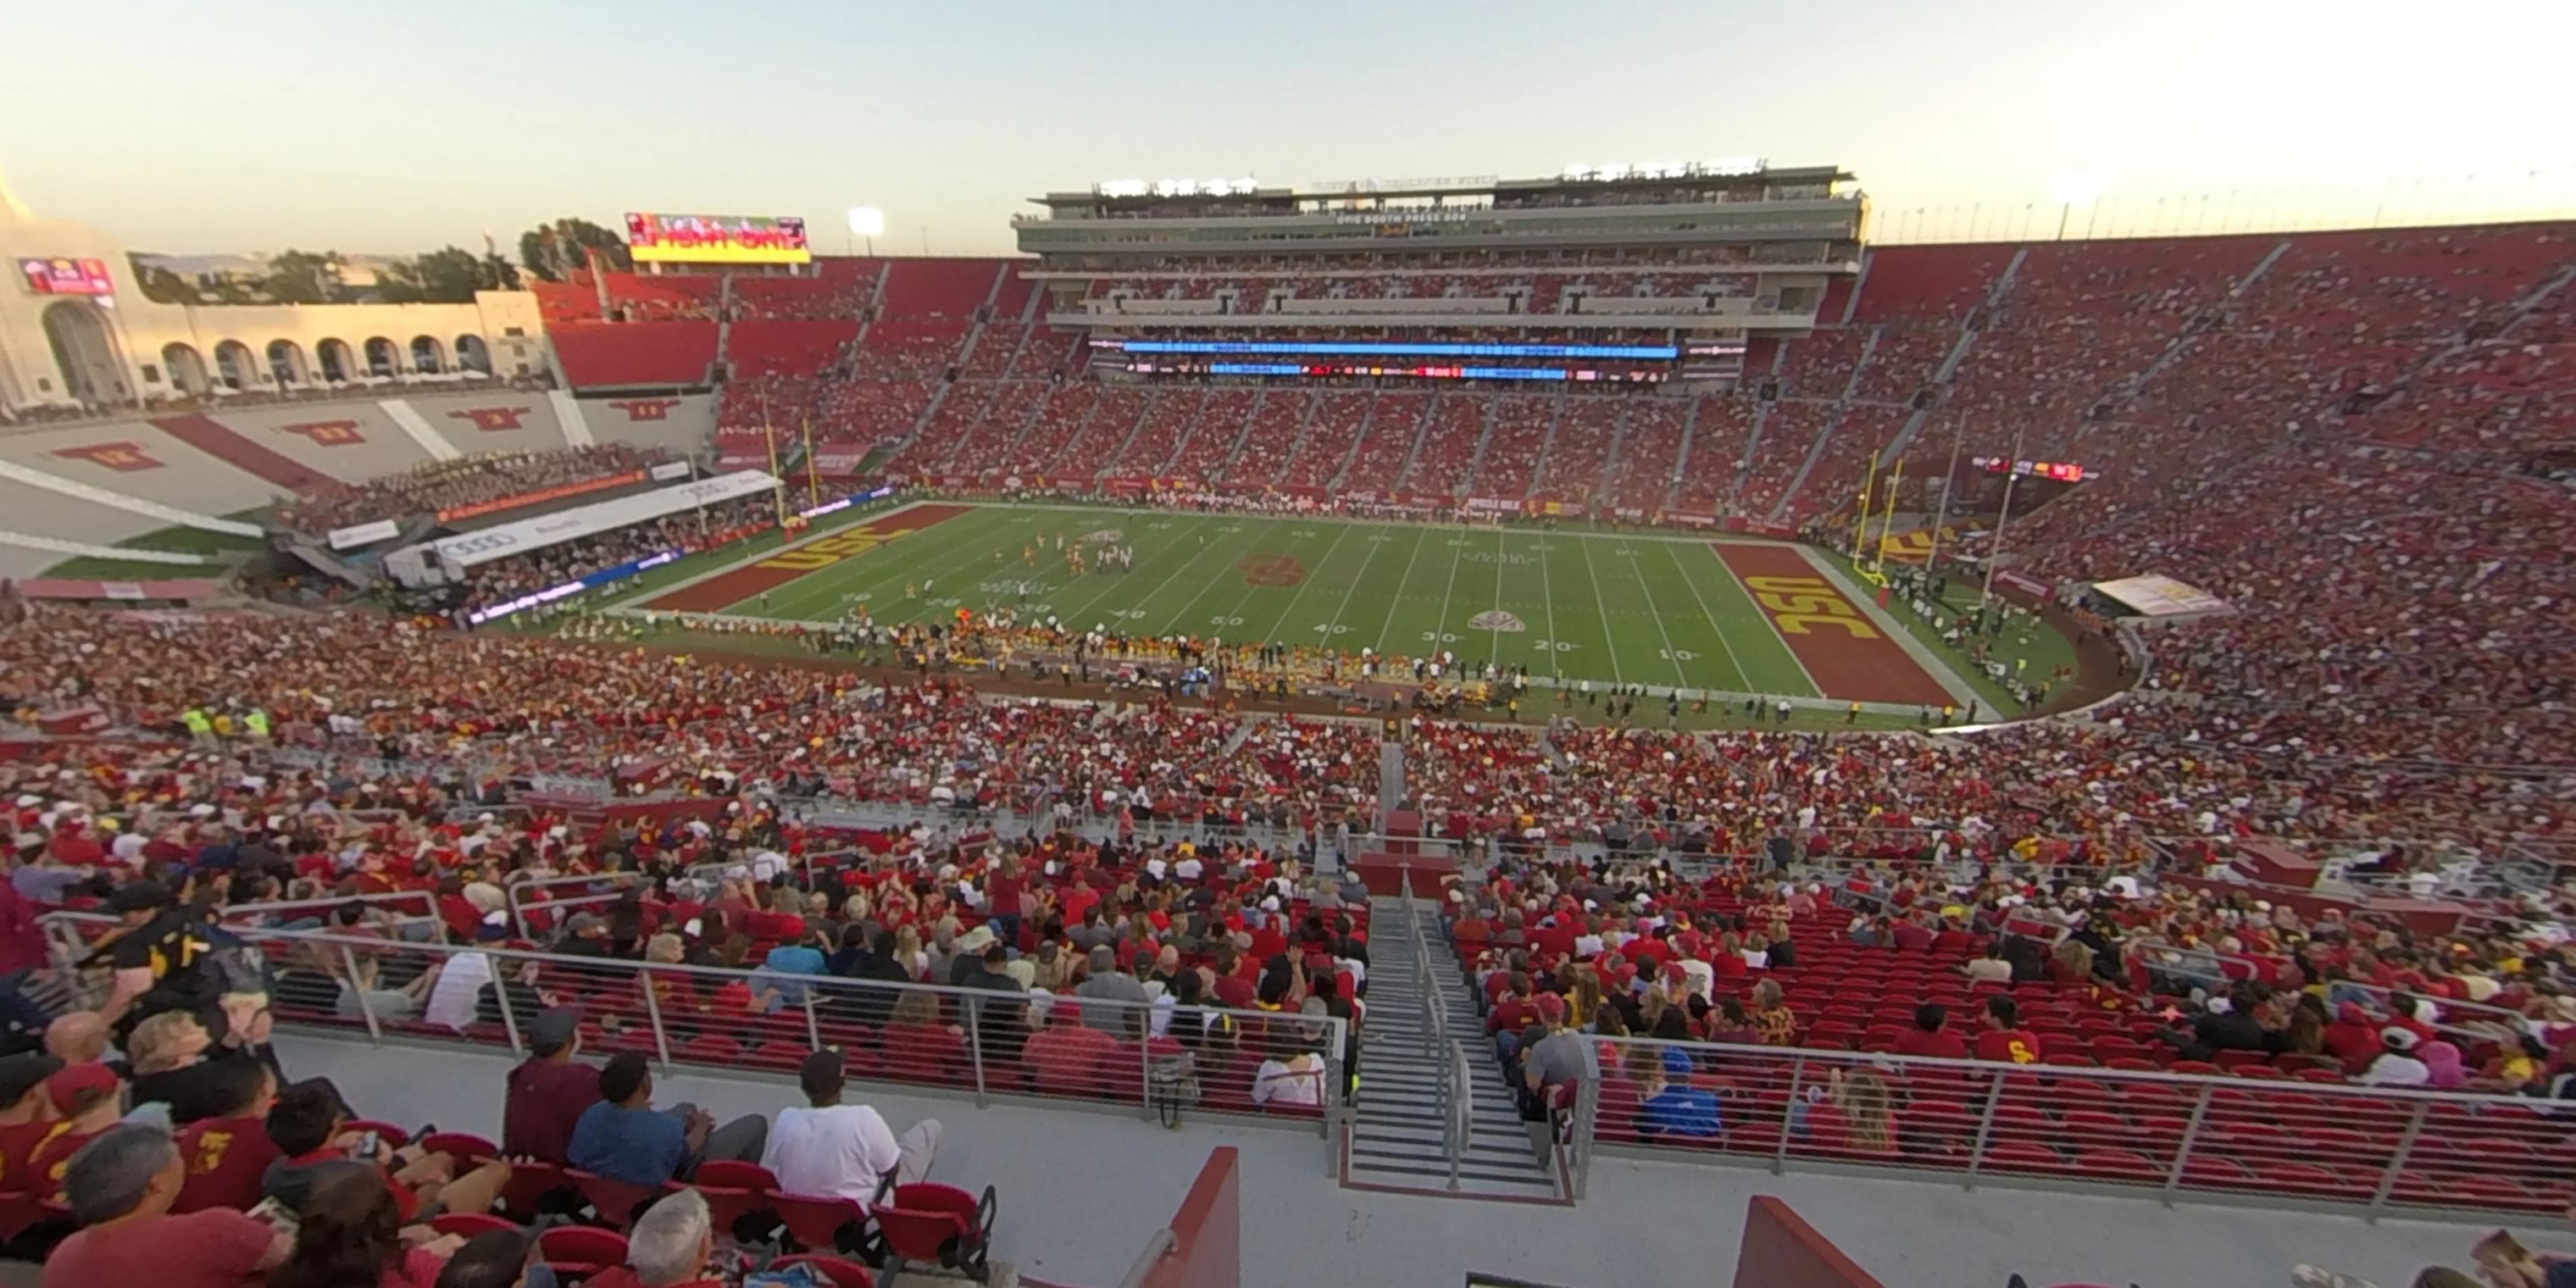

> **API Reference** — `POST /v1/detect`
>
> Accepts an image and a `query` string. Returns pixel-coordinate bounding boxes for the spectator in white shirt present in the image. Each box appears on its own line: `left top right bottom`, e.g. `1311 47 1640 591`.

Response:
760 1050 942 1201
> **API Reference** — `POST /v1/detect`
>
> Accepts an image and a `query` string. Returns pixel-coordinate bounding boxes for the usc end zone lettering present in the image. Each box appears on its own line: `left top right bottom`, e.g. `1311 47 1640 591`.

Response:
638 503 974 614
1743 575 1880 639
1711 542 1955 708
756 525 913 571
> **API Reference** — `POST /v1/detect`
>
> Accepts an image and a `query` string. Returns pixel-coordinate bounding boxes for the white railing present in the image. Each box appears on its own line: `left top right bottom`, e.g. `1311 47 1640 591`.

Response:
41 913 1349 1154
1565 1032 2567 1218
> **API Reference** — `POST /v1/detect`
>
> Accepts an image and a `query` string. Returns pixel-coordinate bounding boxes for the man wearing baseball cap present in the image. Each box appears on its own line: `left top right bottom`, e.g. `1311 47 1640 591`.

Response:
503 1008 601 1166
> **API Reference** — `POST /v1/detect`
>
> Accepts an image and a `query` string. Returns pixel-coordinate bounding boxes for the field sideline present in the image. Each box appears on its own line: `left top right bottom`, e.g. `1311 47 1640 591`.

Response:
634 502 1976 710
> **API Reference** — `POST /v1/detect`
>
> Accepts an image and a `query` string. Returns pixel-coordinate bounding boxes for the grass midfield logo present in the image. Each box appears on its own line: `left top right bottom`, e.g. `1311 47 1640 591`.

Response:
1239 554 1306 587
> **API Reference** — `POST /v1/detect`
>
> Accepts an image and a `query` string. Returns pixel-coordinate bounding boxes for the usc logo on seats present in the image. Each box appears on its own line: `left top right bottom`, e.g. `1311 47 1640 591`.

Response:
756 525 913 571
52 441 162 471
1742 575 1880 639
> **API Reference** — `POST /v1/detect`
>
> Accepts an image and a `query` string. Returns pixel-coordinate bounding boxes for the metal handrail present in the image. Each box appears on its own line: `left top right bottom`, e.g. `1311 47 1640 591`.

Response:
1581 1030 2561 1216
42 911 1349 1145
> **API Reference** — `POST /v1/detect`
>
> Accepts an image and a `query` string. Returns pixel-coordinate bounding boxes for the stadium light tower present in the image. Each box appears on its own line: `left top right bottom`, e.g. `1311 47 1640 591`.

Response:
846 206 885 256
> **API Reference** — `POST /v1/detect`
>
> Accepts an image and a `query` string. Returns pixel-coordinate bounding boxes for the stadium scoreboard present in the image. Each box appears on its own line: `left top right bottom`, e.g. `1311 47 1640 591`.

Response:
16 258 115 297
624 213 811 265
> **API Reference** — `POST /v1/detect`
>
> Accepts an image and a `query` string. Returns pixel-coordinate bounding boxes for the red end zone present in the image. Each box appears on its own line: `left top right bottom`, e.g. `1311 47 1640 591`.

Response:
641 503 971 613
1713 544 1954 707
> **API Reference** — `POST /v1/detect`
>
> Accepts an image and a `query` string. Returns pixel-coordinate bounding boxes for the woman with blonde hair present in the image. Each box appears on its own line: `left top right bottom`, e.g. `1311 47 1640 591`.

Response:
2050 939 2097 986
1752 979 1797 1046
1567 964 1605 1029
1829 1069 1895 1153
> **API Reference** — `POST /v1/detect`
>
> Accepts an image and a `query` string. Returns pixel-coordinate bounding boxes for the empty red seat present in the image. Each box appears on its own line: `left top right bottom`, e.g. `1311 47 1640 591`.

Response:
537 1226 630 1269
874 1183 997 1280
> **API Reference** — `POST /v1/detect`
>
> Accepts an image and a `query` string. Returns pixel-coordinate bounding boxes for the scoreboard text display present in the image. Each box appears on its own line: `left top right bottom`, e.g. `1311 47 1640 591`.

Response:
624 213 811 265
16 258 115 297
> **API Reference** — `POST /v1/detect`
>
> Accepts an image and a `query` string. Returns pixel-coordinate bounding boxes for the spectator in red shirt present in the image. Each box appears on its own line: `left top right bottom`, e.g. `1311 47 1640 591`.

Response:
40 1124 290 1288
2323 1001 2386 1074
1973 996 2043 1065
1890 917 1935 953
173 1058 282 1214
502 1009 600 1165
1892 1003 1968 1059
1485 973 1541 1038
1023 1006 1117 1094
30 1061 125 1202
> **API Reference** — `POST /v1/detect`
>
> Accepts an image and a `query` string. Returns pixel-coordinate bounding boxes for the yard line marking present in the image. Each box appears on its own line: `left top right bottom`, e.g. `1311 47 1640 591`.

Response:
763 507 1024 621
1572 533 1626 686
774 510 1043 623
1323 517 1393 637
1243 522 1351 645
1055 508 1225 628
1487 525 1507 664
1369 526 1432 654
1536 530 1562 679
1429 522 1467 658
1661 541 1755 693
1620 541 1692 688
1152 519 1285 637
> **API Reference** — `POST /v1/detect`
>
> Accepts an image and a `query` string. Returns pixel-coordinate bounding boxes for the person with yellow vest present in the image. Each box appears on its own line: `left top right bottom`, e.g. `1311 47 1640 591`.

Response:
180 708 214 746
242 708 270 740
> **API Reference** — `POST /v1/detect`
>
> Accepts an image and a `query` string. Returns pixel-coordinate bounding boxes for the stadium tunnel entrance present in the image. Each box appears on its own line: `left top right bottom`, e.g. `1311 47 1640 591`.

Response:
160 341 212 397
40 299 123 404
317 337 357 381
214 339 260 391
453 334 491 373
410 334 447 373
267 338 311 386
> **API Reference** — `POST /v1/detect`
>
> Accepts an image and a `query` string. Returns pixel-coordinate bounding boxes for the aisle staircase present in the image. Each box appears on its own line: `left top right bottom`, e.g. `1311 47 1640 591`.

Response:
1343 891 1563 1201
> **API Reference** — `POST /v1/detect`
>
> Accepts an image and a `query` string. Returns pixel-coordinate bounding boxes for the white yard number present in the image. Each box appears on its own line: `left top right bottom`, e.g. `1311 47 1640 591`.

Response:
1611 547 1637 556
1659 648 1699 662
1367 533 1393 543
1219 525 1246 533
935 597 963 608
1113 609 1149 619
1146 521 1174 530
1419 631 1460 644
1293 530 1319 539
1312 623 1352 635
1531 640 1579 652
1027 603 1054 614
1211 615 1245 627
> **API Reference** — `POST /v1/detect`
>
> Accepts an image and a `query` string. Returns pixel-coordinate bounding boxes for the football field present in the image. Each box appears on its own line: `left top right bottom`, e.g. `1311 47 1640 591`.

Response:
633 502 1970 708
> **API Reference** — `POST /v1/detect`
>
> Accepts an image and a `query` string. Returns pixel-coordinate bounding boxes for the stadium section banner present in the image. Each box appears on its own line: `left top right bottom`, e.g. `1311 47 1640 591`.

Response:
1996 569 2053 598
425 470 779 569
2093 573 2230 619
436 469 645 522
625 213 810 265
325 519 403 551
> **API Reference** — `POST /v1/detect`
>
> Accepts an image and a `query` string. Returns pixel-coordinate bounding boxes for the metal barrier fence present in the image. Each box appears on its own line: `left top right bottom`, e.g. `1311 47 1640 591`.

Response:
1398 870 1464 1191
41 914 1348 1163
1564 1032 2572 1218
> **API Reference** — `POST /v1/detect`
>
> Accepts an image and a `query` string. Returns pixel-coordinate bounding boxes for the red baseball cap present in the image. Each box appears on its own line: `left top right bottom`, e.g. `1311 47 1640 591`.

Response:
46 1061 118 1113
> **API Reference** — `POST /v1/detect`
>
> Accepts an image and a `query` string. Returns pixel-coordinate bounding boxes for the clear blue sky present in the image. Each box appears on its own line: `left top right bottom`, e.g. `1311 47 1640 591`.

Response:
3 0 2569 256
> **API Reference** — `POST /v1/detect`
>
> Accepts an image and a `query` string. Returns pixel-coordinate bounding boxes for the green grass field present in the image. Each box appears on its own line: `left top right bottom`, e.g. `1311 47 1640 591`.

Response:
633 502 1978 712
